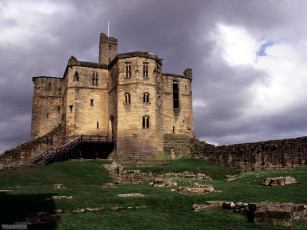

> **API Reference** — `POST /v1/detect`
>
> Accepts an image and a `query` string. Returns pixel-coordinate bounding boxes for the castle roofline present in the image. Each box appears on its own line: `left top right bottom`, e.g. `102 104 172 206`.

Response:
109 51 163 67
67 56 108 69
32 76 61 81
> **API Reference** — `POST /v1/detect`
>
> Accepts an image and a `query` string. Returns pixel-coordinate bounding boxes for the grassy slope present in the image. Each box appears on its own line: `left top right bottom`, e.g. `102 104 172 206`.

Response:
0 160 306 230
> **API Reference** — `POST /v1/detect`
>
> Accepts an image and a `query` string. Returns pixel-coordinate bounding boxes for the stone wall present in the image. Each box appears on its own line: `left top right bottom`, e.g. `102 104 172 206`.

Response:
31 77 64 139
192 137 307 172
164 134 193 159
103 163 212 184
0 125 64 170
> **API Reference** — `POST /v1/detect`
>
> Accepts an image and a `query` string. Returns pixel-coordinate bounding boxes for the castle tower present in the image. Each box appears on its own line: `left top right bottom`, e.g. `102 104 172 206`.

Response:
99 33 118 65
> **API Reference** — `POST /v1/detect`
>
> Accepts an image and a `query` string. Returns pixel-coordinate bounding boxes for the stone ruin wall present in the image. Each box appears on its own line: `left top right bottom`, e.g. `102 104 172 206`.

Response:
191 136 307 172
0 125 65 170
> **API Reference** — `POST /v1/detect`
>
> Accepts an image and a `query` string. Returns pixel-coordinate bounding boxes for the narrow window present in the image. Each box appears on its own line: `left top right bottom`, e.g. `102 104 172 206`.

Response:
124 93 131 104
69 105 73 113
90 99 94 106
96 73 99 86
92 73 95 86
143 92 149 103
48 82 51 87
57 106 60 112
142 116 150 129
173 126 175 134
143 63 149 78
108 58 111 63
74 71 79 81
173 81 179 108
97 122 99 129
107 82 109 87
125 63 131 78
47 113 49 118
108 45 111 50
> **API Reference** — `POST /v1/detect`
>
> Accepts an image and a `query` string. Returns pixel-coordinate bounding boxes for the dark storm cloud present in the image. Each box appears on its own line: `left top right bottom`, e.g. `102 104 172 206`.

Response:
1 0 307 153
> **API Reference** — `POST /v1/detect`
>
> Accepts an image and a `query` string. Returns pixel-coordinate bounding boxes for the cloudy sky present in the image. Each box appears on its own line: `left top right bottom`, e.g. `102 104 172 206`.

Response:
1 0 307 153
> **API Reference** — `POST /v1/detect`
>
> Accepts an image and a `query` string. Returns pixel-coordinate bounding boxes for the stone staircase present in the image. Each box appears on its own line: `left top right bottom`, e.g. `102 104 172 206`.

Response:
33 135 113 166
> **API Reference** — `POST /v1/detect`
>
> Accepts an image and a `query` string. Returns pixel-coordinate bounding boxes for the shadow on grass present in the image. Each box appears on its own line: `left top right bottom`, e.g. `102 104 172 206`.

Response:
0 192 57 230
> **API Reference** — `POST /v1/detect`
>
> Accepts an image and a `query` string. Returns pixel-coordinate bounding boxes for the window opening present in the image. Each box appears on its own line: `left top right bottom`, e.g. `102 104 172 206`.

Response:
173 81 179 108
48 82 51 87
124 93 131 104
92 73 95 86
90 99 94 106
57 106 60 112
95 73 99 86
143 92 149 103
108 58 111 63
97 122 99 129
69 105 73 113
109 45 111 50
47 113 49 118
173 126 175 134
125 63 131 78
74 71 79 81
142 116 150 129
143 63 149 78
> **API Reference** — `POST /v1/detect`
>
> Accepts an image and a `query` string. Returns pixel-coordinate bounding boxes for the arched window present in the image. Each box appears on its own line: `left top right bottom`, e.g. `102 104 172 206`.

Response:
143 92 149 103
92 73 95 86
143 63 149 78
74 71 79 81
95 73 99 86
124 93 131 104
142 115 150 129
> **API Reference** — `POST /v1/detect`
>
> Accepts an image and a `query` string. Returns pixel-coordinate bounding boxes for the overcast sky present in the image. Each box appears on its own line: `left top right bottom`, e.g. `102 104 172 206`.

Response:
1 0 307 153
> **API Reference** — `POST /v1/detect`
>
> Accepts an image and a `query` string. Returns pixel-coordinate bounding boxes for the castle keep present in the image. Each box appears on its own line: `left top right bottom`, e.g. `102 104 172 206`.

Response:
0 33 306 171
30 33 194 165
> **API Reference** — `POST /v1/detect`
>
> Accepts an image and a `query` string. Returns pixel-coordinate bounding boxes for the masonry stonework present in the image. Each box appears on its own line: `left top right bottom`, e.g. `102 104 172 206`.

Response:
0 33 194 167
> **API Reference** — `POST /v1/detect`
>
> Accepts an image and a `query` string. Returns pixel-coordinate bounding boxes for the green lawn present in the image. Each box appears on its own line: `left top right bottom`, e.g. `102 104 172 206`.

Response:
0 159 306 230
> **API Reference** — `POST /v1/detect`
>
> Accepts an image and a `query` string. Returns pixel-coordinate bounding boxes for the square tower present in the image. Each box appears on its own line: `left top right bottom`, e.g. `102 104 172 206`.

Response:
99 33 118 65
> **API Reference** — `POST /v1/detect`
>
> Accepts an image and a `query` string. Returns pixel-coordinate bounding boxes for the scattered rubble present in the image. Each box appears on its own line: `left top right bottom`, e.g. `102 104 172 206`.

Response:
118 193 144 198
193 201 307 227
149 179 177 187
176 183 215 195
51 196 72 200
224 175 237 181
102 183 118 188
51 184 67 189
261 176 297 186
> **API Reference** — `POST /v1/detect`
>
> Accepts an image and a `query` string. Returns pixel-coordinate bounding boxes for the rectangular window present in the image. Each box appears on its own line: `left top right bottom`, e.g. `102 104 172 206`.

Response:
125 63 131 78
46 113 49 118
143 63 149 78
69 105 73 113
97 122 99 129
57 106 61 112
173 82 179 108
90 99 94 106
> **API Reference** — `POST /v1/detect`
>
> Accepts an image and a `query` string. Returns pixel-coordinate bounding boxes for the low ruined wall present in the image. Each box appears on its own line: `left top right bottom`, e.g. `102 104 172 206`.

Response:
192 137 307 172
103 163 212 184
0 125 65 170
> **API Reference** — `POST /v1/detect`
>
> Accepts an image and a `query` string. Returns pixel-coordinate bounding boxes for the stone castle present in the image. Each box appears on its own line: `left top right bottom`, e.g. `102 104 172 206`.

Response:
1 33 194 167
0 33 306 171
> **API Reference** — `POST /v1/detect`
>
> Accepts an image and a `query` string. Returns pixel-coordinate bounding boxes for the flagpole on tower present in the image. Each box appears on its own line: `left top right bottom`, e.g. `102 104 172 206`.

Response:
108 21 110 37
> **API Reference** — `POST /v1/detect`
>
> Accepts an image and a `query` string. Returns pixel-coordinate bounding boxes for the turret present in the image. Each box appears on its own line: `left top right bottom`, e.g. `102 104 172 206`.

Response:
99 33 118 65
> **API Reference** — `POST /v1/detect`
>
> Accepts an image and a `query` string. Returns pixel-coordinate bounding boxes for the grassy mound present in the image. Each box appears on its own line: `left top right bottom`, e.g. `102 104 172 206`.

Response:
0 160 306 229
